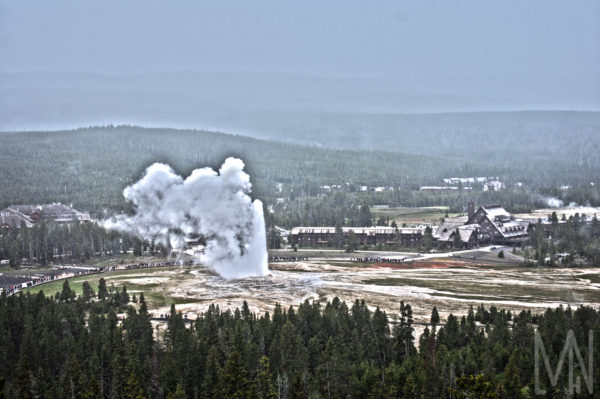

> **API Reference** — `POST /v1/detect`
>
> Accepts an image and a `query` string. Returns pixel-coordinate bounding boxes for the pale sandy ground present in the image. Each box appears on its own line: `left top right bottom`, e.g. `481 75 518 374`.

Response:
515 206 600 221
107 260 600 330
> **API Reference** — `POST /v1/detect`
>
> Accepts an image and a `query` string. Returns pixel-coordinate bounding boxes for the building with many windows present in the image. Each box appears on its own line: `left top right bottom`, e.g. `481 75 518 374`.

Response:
290 226 425 247
0 203 91 228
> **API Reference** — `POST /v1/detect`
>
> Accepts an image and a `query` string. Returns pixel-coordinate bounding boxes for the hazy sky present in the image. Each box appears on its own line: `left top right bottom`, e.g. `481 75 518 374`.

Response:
0 0 599 111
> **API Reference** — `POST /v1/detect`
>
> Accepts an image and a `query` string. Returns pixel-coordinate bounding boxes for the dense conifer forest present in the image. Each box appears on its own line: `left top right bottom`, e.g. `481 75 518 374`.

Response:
1 126 599 224
525 212 600 266
0 221 158 269
1 286 598 398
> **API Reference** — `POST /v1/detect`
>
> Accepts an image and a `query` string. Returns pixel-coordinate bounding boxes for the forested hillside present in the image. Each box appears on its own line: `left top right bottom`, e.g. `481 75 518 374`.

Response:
1 125 598 218
0 126 451 212
1 290 598 398
251 111 600 167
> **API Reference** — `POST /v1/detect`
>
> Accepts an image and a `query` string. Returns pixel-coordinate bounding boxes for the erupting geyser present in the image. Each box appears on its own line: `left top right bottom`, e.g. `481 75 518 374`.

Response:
103 157 268 279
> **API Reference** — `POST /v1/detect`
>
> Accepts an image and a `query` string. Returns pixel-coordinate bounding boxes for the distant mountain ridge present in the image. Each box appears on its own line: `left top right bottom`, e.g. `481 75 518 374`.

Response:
1 71 599 169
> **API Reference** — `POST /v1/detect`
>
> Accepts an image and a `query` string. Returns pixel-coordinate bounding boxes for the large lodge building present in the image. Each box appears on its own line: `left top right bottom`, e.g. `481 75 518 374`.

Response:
0 203 91 229
290 203 535 249
290 226 425 247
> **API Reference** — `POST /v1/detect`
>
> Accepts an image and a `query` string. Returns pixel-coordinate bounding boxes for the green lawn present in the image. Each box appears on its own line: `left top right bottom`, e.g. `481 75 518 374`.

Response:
24 267 173 296
370 206 460 226
23 266 193 309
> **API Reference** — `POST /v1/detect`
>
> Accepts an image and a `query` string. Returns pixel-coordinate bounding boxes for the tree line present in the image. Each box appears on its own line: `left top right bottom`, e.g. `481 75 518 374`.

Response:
0 221 166 268
525 212 600 265
1 284 599 398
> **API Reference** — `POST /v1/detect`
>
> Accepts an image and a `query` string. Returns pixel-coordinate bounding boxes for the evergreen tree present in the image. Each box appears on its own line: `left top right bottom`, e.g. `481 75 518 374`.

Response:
217 351 250 399
289 373 307 399
60 279 75 302
256 356 277 399
345 231 359 252
503 351 522 399
333 221 344 248
82 281 95 301
423 225 434 251
166 384 186 399
430 306 440 327
453 227 463 249
98 278 108 300
449 374 496 399
15 357 33 399
202 347 220 399
359 205 372 227
121 284 130 306
124 372 146 399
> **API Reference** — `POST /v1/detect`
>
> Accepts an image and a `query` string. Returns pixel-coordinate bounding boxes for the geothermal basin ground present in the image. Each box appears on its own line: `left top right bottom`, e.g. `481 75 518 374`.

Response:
23 248 600 326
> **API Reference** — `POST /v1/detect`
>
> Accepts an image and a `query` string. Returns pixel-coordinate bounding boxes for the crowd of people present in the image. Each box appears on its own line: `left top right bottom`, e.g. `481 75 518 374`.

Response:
122 259 186 270
268 255 309 262
350 256 408 263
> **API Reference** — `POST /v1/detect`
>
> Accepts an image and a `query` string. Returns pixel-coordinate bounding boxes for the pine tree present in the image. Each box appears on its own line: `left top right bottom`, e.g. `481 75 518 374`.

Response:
124 372 146 399
359 205 372 227
449 374 496 399
15 357 33 399
166 384 186 399
503 351 522 399
402 375 419 398
289 373 307 399
80 376 102 399
256 356 277 399
423 226 434 251
98 278 108 300
334 221 344 248
217 351 249 399
121 284 130 306
346 231 359 252
453 227 463 249
82 281 95 301
202 347 220 399
394 301 414 362
430 306 440 327
60 279 76 302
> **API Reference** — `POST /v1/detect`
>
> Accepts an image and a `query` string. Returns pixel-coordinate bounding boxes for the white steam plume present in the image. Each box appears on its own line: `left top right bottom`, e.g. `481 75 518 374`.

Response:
103 158 268 279
543 196 564 208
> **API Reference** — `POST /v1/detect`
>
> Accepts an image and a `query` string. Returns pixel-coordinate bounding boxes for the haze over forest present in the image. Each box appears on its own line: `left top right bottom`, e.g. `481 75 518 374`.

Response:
2 3 600 397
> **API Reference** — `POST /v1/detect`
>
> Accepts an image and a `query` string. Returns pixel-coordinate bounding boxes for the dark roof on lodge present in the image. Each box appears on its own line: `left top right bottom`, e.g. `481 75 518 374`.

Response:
435 204 530 243
0 208 34 228
434 216 468 241
457 224 485 242
469 204 529 239
435 222 483 243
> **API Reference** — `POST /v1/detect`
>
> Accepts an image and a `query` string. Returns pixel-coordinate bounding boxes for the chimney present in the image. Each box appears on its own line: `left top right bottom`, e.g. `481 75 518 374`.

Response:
467 200 475 220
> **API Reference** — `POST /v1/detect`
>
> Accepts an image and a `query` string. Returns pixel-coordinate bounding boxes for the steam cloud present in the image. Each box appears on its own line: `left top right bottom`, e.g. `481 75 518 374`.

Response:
543 197 564 208
103 158 268 279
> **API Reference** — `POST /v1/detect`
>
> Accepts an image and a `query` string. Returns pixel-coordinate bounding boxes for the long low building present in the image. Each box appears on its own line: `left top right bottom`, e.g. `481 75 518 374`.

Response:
290 226 426 247
0 203 91 228
291 203 535 249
